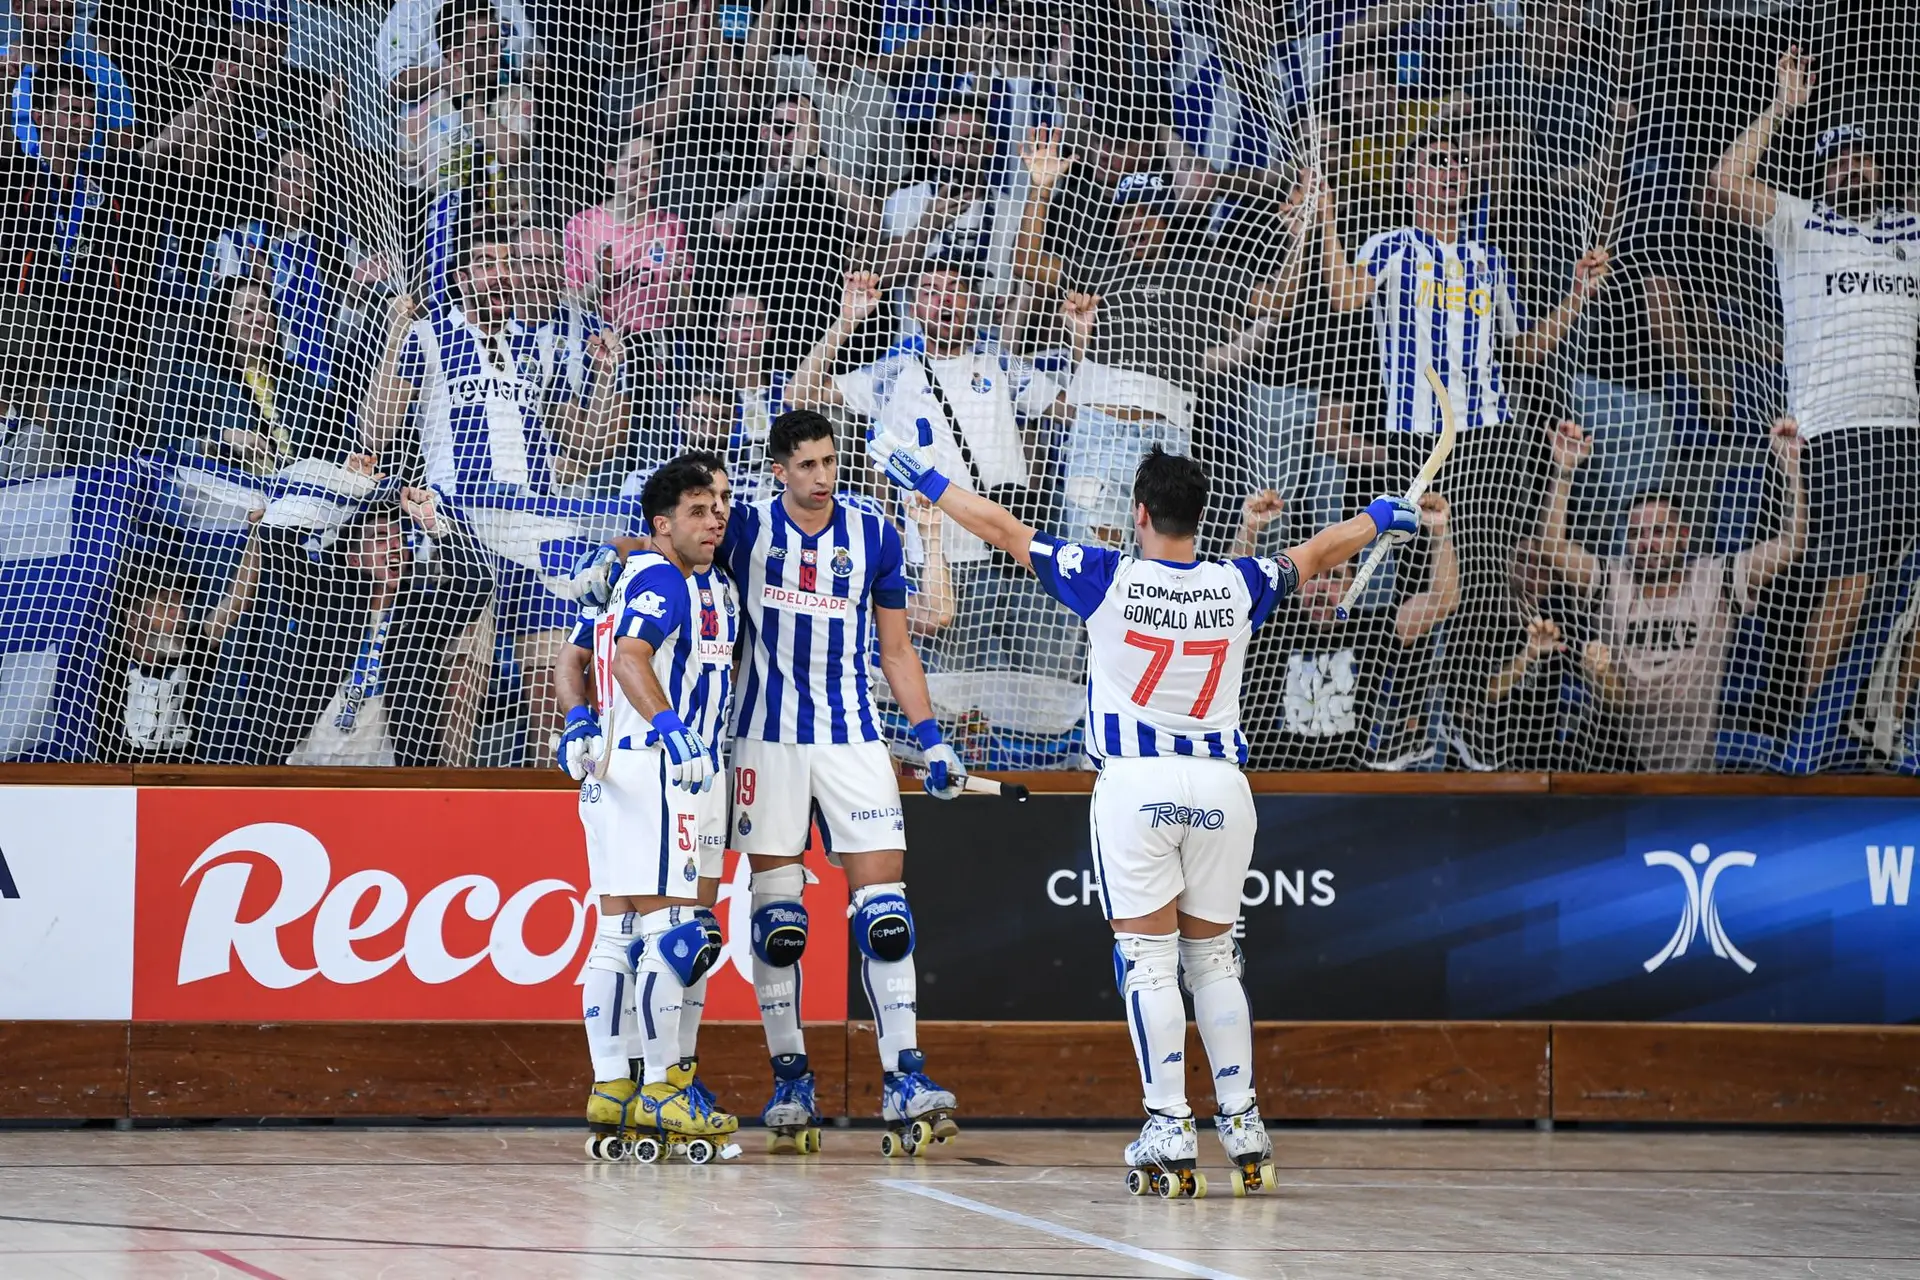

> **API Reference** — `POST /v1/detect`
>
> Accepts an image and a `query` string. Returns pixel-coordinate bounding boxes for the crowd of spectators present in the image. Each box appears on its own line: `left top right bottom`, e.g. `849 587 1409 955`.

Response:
3 0 1918 773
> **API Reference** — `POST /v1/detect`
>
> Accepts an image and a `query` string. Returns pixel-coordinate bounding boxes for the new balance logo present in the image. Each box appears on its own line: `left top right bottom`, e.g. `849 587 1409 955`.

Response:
1867 845 1913 907
1215 1066 1240 1079
1161 1051 1183 1064
1643 842 1757 974
0 847 15 899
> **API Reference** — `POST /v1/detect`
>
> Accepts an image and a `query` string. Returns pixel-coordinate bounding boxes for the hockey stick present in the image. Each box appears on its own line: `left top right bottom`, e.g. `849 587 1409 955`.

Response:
1334 366 1458 622
887 742 1030 801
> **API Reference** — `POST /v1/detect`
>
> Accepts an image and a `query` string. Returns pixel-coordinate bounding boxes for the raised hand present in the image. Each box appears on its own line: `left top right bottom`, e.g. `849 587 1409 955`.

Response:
1524 617 1565 661
1241 489 1284 536
868 426 949 501
1769 415 1803 469
569 542 622 610
1418 491 1450 535
840 271 883 325
1775 44 1813 115
1366 494 1421 544
1572 245 1612 300
1020 125 1075 190
1549 419 1593 474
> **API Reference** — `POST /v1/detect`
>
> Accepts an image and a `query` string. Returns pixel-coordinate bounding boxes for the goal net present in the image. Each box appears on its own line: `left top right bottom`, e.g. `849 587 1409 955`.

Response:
0 0 1914 775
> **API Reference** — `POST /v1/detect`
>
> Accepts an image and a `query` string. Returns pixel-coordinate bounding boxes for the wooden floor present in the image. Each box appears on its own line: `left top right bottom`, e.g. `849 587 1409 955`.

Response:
0 1126 1915 1278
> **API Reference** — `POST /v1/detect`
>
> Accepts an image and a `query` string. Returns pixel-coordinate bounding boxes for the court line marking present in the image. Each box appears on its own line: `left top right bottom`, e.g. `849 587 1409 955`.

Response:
877 1179 1253 1280
897 1175 1920 1200
201 1249 287 1280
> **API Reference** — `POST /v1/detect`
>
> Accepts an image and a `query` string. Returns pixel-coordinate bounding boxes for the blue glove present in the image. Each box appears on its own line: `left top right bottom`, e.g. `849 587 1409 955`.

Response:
868 425 950 502
912 718 965 800
557 705 605 780
1366 495 1421 545
653 709 716 794
569 542 621 611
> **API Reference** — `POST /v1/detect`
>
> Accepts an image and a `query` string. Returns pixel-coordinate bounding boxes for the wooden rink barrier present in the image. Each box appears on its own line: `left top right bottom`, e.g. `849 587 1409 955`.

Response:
2 765 1917 1127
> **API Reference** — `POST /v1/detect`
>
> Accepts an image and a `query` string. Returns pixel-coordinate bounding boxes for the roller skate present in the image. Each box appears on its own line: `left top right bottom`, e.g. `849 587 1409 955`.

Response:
629 1060 743 1165
879 1049 959 1158
761 1053 824 1154
1215 1102 1276 1196
584 1078 643 1161
1124 1108 1206 1199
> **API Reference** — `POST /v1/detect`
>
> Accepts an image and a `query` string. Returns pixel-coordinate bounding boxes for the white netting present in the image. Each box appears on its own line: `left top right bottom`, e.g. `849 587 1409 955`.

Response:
1 0 1915 773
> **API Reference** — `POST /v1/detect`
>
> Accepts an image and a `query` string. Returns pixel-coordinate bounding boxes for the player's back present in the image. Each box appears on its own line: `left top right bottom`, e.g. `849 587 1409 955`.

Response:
1036 545 1290 765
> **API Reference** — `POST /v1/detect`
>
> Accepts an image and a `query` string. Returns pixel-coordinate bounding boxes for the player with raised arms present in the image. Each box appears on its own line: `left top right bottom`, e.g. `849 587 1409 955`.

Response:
869 429 1421 1196
557 452 740 1160
726 409 967 1156
557 458 742 1163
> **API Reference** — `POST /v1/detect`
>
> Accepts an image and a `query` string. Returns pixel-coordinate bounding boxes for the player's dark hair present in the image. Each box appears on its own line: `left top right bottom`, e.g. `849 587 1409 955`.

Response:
451 216 518 286
1132 446 1207 538
642 460 716 535
436 0 499 55
28 63 96 120
676 449 726 475
768 410 835 463
1628 488 1691 528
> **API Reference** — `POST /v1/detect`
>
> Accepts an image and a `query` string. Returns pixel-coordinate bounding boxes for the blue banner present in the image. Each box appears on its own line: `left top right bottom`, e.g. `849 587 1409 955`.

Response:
907 793 1920 1025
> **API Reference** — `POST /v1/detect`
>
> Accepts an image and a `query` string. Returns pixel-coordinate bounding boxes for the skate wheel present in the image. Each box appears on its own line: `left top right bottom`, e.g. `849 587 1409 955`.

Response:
584 1136 600 1160
1154 1171 1177 1199
1259 1161 1276 1189
631 1136 663 1164
931 1114 960 1143
797 1127 821 1154
1190 1172 1208 1200
766 1131 791 1155
879 1130 903 1159
1125 1168 1151 1196
686 1139 715 1165
1230 1169 1248 1198
908 1120 934 1152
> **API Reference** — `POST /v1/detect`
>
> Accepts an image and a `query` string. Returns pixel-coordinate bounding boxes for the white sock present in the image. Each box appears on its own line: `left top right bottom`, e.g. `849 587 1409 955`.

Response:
1115 931 1188 1113
582 912 637 1083
678 972 708 1061
751 866 808 1060
636 908 689 1086
1181 935 1256 1114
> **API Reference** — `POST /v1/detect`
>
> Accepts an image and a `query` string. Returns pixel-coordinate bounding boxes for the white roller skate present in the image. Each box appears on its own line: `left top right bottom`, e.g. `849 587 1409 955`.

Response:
584 1078 642 1161
1215 1103 1276 1196
630 1060 743 1165
1124 1108 1206 1199
761 1053 824 1154
879 1049 959 1158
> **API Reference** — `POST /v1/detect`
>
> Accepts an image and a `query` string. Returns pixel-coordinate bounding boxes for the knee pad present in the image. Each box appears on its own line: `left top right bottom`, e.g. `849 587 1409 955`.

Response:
587 912 639 975
1178 934 1243 994
850 881 914 963
694 906 723 956
641 908 720 986
751 900 809 967
1113 932 1180 997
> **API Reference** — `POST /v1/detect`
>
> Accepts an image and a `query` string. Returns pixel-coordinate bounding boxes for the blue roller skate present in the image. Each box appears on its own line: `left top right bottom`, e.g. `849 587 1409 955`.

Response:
879 1049 959 1157
761 1053 823 1154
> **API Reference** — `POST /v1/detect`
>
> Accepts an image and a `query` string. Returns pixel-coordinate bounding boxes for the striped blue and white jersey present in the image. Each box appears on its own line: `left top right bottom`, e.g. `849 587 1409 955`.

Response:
1029 533 1295 765
397 303 590 505
723 494 910 745
592 552 739 753
1356 229 1525 434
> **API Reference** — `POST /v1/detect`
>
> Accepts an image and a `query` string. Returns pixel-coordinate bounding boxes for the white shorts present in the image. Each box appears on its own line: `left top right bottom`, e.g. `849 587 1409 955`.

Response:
588 745 728 899
1089 755 1255 924
730 738 905 862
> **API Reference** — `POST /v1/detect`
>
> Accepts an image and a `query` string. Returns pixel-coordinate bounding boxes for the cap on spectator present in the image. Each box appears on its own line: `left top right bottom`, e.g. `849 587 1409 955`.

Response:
1112 171 1173 208
1815 124 1874 162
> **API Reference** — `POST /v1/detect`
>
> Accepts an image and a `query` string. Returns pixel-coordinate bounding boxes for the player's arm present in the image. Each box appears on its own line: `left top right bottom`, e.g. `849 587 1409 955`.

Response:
1283 496 1416 583
1539 419 1603 594
1392 493 1459 646
1312 168 1373 314
874 604 965 799
1512 246 1608 364
549 328 629 484
1708 45 1810 230
1745 416 1807 588
609 570 716 792
551 620 603 779
789 273 878 411
358 291 421 461
869 425 1041 568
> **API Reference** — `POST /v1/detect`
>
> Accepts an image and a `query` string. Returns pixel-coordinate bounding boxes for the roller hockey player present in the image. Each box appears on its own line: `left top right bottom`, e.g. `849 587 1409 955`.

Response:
560 458 743 1162
871 429 1422 1196
723 410 966 1155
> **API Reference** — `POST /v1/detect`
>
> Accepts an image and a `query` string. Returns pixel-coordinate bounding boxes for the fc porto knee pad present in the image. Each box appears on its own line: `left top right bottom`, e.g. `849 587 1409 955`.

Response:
641 908 720 986
750 865 809 968
850 881 914 963
694 906 724 955
1178 933 1244 994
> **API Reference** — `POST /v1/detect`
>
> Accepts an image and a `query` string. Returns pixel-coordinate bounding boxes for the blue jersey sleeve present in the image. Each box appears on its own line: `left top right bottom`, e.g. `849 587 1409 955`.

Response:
395 327 424 387
719 503 756 584
1028 532 1121 620
616 562 692 653
566 614 594 650
1231 553 1299 633
869 514 908 610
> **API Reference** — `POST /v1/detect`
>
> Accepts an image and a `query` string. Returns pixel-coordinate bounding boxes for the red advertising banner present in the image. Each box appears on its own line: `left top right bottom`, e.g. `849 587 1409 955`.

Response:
133 789 848 1021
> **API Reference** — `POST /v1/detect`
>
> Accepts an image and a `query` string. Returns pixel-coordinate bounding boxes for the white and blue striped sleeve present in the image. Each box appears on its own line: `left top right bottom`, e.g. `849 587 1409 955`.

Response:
1230 553 1299 633
616 562 692 652
870 515 910 610
566 613 594 651
1028 532 1120 619
1355 229 1404 282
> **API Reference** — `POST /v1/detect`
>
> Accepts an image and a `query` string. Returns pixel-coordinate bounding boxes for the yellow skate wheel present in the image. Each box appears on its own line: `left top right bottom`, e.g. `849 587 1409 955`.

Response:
685 1139 715 1165
766 1130 794 1155
1125 1168 1151 1196
1190 1172 1209 1200
631 1136 663 1164
1230 1168 1248 1198
1152 1170 1174 1198
880 1130 904 1159
908 1120 934 1152
797 1127 821 1154
1259 1161 1276 1189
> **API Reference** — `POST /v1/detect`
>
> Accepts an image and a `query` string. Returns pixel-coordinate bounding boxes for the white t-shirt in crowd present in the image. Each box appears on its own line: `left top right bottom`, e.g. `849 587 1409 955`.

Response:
1766 193 1920 439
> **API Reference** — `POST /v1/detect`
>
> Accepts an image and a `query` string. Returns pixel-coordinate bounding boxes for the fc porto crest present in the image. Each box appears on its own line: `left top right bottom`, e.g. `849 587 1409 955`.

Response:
971 370 993 394
832 546 855 577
